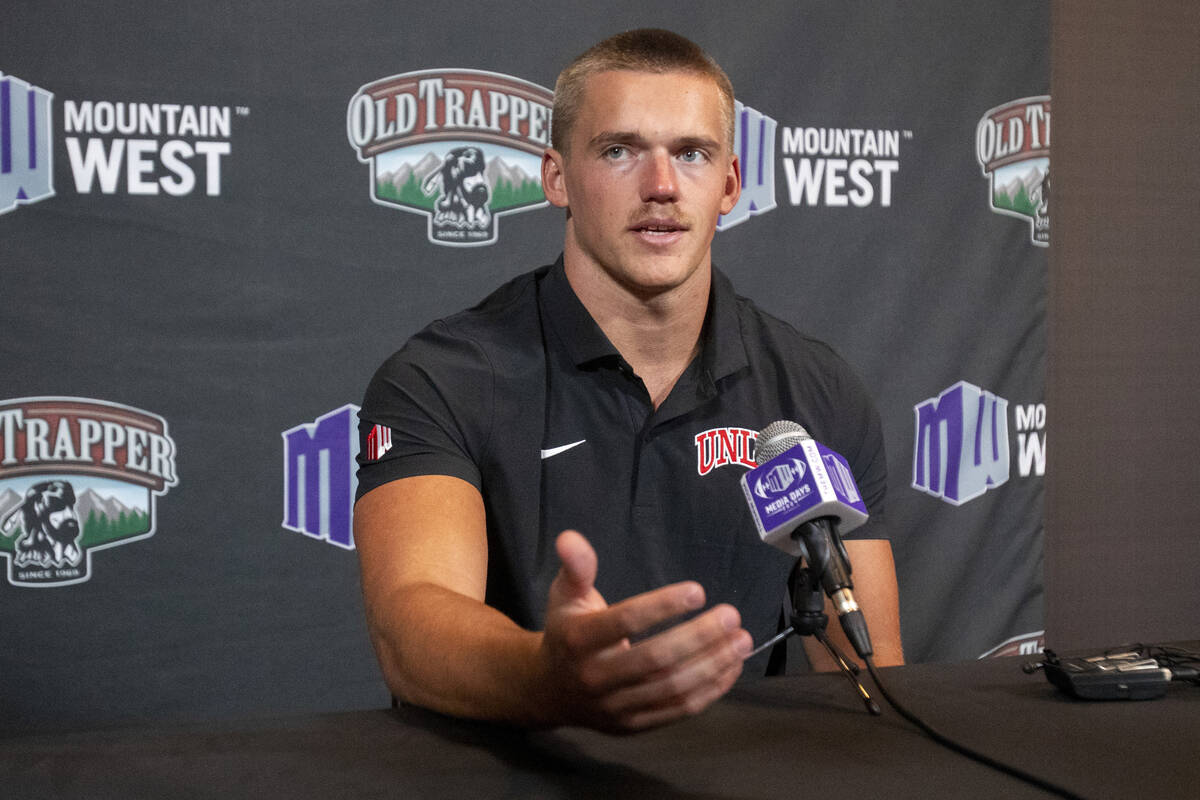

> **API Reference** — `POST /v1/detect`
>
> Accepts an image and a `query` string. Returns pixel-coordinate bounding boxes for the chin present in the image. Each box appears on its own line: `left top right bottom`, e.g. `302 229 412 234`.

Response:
619 258 707 296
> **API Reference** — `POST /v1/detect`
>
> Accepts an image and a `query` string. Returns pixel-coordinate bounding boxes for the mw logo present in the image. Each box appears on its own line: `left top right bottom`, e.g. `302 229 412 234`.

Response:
912 381 1010 505
282 405 359 549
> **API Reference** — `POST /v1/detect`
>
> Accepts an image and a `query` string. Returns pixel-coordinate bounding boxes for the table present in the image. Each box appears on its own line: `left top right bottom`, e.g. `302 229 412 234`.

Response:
2 653 1197 799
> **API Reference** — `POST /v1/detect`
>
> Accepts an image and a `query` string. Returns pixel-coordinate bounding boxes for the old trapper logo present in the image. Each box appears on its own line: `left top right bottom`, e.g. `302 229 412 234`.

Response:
976 96 1050 247
0 397 178 588
1 71 55 216
347 69 553 247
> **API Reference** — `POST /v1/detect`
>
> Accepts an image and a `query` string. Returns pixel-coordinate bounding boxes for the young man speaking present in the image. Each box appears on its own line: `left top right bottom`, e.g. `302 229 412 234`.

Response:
353 28 903 734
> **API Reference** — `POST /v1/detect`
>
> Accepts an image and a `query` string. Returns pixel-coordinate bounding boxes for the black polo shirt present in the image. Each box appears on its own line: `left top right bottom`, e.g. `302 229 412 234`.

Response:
356 256 887 676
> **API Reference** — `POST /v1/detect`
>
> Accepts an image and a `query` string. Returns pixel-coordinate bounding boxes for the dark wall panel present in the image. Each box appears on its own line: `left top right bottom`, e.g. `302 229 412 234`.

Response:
1046 0 1200 649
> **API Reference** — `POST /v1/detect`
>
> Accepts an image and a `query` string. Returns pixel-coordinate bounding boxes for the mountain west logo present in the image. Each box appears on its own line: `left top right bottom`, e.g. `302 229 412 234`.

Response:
1 71 55 215
780 124 905 209
912 382 1011 506
979 630 1045 659
695 427 758 475
1 68 243 213
282 405 359 549
0 397 178 587
717 101 777 231
62 99 237 197
347 69 553 247
976 96 1051 246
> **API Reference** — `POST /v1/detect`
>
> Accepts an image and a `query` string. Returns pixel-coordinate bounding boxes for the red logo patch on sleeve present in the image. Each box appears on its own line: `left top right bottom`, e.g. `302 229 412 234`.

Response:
365 424 393 461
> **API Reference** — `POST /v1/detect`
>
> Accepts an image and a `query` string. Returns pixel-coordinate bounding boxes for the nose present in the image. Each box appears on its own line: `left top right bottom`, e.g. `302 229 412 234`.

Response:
641 151 678 203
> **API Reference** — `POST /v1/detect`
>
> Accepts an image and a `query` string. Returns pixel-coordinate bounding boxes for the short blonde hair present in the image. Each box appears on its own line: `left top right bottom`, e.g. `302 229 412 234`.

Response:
551 29 736 154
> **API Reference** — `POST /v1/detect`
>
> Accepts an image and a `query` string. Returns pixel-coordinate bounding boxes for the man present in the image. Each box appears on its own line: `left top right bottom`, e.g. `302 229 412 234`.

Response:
354 28 903 734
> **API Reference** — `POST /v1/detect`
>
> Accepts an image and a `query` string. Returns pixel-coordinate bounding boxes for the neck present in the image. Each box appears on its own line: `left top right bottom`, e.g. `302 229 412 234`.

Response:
562 245 710 409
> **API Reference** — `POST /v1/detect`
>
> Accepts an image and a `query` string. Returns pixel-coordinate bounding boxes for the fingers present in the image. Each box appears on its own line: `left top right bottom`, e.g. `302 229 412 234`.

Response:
542 530 753 733
579 603 752 696
580 607 751 733
553 530 597 598
562 579 707 654
605 657 745 733
549 531 707 651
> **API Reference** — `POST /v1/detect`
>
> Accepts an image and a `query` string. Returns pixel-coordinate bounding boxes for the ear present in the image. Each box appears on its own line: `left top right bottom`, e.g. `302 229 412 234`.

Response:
720 154 742 216
541 149 569 208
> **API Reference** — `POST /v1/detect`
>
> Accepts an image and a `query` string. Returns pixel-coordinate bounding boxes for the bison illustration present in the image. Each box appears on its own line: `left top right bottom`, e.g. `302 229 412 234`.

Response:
0 480 83 568
421 146 492 230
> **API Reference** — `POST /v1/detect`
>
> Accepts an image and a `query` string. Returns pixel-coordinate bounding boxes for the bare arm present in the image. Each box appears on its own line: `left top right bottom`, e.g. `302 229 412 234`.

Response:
802 538 904 671
354 475 753 733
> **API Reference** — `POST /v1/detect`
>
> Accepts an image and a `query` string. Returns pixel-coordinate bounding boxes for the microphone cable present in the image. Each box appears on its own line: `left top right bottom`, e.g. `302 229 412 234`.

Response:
1141 643 1200 686
862 657 1089 800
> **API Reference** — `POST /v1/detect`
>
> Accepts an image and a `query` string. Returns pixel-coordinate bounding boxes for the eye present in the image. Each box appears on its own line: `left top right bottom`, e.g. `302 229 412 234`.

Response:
603 145 629 160
678 148 707 163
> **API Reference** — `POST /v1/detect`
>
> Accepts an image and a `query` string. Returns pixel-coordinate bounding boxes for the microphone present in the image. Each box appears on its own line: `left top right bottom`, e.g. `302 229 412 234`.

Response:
741 420 874 658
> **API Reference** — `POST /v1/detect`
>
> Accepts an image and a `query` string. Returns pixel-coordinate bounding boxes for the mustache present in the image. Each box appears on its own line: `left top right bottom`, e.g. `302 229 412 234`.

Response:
627 207 691 231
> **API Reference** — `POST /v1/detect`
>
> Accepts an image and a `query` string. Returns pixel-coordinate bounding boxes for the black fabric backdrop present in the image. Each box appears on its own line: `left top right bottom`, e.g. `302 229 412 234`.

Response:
1 1 1050 733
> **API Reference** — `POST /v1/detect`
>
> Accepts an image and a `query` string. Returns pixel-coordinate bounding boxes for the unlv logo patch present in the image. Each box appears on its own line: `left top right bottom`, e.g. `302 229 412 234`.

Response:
694 427 757 476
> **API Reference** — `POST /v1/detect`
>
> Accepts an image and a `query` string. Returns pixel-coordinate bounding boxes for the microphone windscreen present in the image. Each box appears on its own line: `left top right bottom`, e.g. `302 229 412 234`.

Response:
755 420 810 463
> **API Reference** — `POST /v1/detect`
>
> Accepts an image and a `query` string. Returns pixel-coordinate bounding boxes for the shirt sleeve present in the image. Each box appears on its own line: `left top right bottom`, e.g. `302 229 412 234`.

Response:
786 334 889 542
355 320 494 501
829 353 889 542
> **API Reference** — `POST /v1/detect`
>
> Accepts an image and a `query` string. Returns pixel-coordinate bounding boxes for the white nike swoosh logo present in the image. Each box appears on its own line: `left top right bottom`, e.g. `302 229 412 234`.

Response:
540 439 587 459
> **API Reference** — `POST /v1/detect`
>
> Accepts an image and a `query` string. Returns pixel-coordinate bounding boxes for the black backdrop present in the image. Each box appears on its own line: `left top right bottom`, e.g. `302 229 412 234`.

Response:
6 1 1186 737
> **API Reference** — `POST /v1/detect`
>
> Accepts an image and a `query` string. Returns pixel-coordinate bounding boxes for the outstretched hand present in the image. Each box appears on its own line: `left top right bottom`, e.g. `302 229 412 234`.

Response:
538 530 752 733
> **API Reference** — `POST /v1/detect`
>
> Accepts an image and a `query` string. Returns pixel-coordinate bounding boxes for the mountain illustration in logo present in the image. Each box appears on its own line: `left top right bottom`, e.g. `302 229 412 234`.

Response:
0 488 18 519
74 487 151 548
0 485 150 556
993 164 1045 217
375 152 543 213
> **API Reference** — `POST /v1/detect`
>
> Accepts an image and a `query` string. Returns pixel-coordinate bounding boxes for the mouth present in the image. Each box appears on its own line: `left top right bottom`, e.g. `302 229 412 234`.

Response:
630 218 689 240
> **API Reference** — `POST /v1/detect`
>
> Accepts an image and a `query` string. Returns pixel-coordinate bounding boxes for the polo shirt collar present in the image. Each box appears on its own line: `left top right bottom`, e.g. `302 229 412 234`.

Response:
702 265 751 384
540 255 619 366
539 255 750 383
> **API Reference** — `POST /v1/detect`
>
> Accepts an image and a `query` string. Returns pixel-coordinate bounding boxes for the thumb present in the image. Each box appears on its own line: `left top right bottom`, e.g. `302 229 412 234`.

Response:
551 529 599 604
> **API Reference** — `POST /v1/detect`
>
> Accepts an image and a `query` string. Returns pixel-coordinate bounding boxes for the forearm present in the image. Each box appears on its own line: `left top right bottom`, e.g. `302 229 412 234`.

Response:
802 539 904 671
802 593 904 671
355 478 557 725
355 477 748 733
367 581 558 727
